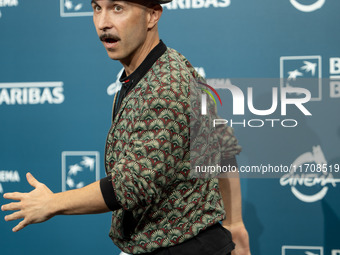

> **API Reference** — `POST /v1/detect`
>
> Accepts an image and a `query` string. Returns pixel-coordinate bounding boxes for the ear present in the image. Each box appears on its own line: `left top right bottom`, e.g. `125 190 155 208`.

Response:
147 4 163 30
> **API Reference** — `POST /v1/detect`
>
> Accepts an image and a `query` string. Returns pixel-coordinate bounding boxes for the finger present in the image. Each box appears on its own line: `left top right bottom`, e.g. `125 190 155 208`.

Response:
26 172 40 188
1 202 21 211
4 211 24 222
13 219 29 232
3 192 24 201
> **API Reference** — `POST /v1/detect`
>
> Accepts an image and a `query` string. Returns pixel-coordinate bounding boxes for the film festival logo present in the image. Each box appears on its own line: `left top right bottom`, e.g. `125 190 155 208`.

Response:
60 0 92 17
0 0 19 19
0 170 20 194
107 68 124 96
280 145 340 203
289 0 325 12
200 81 223 115
61 151 100 192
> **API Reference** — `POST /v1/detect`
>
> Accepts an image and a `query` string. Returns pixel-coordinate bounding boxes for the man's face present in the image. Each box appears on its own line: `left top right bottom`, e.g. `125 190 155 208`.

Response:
91 0 150 62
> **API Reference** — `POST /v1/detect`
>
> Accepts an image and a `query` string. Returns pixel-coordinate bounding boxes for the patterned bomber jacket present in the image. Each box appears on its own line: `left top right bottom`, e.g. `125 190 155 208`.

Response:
104 47 241 254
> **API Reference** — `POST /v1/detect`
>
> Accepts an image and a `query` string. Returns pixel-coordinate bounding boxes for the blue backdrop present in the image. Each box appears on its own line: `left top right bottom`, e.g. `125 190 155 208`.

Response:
0 1 339 254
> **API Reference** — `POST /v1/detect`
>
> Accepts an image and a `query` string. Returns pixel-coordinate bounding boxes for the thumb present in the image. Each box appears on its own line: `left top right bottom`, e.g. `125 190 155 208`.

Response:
26 172 40 188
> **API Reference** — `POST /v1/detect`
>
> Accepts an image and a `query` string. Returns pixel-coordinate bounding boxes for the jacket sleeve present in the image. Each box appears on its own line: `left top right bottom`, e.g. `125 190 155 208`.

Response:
178 52 242 168
108 91 190 211
190 75 242 179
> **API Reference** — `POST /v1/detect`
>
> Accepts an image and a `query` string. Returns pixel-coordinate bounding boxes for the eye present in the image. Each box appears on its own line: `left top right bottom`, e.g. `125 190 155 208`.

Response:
113 5 123 12
92 4 101 12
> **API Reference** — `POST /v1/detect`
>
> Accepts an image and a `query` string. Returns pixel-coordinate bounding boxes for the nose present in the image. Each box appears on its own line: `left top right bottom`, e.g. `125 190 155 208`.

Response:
96 10 113 31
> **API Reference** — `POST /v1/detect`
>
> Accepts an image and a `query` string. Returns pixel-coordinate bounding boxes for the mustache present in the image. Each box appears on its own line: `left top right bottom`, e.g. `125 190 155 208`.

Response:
99 33 120 42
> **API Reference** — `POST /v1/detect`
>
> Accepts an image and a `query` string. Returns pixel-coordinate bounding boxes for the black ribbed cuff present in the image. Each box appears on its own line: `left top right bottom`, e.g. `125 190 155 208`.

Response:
100 176 122 211
221 156 238 169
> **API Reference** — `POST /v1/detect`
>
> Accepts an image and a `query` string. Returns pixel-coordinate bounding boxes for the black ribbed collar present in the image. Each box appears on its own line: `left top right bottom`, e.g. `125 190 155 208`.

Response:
119 40 167 87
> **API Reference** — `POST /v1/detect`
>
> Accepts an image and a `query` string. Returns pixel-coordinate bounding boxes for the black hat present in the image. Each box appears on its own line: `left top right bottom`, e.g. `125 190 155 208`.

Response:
155 0 172 3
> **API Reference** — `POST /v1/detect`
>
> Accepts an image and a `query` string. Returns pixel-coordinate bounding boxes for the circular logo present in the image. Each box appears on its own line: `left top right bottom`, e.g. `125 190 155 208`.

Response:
290 0 325 12
107 68 124 96
279 146 339 203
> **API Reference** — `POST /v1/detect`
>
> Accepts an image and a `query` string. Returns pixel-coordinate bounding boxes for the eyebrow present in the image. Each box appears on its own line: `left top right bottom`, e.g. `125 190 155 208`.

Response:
91 0 112 4
91 0 117 4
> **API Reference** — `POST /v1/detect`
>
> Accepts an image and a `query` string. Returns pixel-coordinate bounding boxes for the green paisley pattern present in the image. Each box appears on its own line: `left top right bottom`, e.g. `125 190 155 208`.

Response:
104 48 241 254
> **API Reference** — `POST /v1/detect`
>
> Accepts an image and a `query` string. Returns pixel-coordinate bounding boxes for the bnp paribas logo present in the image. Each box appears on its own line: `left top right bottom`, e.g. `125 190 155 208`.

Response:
60 0 92 17
282 245 323 255
280 56 322 101
200 81 222 115
61 151 100 191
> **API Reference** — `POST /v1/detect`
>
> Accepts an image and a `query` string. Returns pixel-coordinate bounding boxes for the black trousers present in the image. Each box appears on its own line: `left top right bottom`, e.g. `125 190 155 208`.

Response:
139 223 234 255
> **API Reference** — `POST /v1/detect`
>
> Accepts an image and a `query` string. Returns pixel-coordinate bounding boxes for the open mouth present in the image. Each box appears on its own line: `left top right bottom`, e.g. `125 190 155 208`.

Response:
104 38 118 44
100 34 120 48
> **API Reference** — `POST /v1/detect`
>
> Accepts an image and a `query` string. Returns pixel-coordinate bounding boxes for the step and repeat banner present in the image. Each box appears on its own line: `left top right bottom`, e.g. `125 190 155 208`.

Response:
0 0 339 254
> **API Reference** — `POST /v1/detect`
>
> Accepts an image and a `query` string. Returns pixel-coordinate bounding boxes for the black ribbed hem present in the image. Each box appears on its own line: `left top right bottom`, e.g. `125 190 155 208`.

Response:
100 176 122 211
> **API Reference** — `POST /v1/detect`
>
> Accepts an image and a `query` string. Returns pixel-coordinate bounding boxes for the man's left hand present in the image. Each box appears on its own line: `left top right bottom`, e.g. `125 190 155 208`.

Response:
223 221 251 255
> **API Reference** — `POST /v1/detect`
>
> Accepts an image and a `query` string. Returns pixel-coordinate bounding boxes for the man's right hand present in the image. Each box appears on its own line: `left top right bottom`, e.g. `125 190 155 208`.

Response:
2 172 55 232
2 172 111 232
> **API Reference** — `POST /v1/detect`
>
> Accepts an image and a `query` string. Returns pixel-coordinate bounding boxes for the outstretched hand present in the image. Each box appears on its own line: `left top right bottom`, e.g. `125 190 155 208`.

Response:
223 221 251 255
1 172 54 232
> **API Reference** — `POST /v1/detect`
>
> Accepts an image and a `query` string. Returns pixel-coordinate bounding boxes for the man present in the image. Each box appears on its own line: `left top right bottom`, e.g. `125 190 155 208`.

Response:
1 0 250 254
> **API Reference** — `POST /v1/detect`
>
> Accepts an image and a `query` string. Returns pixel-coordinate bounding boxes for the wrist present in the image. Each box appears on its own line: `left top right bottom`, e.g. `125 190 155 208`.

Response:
222 218 244 229
48 193 62 217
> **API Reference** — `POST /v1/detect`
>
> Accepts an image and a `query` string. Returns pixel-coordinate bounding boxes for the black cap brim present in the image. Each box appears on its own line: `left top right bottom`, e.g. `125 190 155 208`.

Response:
158 0 172 3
